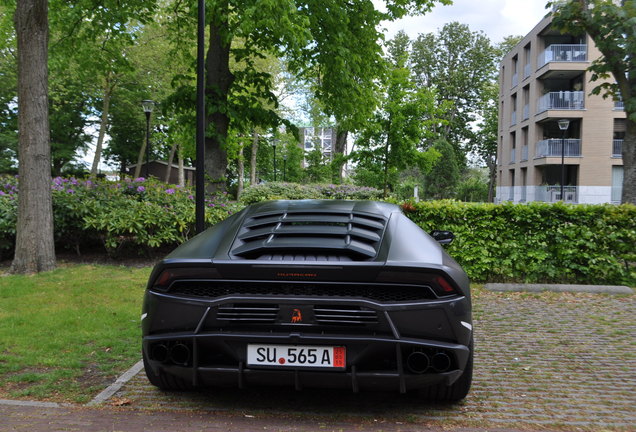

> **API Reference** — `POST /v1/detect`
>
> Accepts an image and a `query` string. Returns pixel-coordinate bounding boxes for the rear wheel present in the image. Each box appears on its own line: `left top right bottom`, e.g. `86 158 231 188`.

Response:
142 350 194 391
419 339 473 402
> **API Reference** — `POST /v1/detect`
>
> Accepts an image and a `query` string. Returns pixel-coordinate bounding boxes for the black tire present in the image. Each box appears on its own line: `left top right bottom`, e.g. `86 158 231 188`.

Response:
419 340 473 402
142 351 194 391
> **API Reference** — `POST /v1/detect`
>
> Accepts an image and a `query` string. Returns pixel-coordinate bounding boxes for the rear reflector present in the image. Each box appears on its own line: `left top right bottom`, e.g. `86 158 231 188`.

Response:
153 267 221 291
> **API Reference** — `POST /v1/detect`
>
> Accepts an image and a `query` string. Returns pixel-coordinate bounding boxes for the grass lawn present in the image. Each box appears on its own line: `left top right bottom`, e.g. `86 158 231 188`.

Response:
0 263 151 403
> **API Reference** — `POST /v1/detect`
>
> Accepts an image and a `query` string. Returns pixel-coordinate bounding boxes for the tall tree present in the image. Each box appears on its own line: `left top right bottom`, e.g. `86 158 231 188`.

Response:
171 0 449 193
353 32 442 196
11 0 56 273
549 0 635 204
411 22 496 165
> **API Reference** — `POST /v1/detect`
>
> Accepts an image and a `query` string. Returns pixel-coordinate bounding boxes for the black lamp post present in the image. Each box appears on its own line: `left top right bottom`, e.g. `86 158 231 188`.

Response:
558 118 570 201
141 100 156 179
195 0 205 234
283 154 287 182
273 141 277 182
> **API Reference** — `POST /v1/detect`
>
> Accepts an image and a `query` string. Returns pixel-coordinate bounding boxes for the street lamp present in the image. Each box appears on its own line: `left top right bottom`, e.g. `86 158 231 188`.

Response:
558 118 570 201
283 154 288 182
272 141 277 182
141 100 156 179
195 0 205 234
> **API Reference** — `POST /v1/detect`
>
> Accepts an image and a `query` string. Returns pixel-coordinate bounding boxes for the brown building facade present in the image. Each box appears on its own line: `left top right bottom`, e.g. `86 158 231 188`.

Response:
496 14 625 204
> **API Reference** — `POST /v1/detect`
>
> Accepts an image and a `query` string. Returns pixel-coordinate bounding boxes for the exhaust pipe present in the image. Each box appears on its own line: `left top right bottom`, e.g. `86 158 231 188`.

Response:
169 343 191 366
150 344 169 363
406 351 430 374
431 352 451 372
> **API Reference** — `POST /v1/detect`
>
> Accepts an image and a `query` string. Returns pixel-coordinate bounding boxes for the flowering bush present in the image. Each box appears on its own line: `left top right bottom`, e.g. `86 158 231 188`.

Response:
0 175 241 256
239 182 384 204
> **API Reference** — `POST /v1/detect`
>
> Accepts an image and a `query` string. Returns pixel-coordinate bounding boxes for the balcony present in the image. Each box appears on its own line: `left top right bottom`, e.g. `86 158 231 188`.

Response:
512 73 518 88
538 44 587 68
523 63 531 79
511 111 517 126
522 104 529 120
614 100 624 110
521 145 528 162
613 139 623 157
535 139 582 158
538 91 584 112
536 185 578 203
510 148 516 164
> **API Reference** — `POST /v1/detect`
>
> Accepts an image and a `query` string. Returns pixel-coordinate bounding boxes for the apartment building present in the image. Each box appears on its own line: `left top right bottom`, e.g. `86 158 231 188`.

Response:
496 14 625 204
299 126 337 167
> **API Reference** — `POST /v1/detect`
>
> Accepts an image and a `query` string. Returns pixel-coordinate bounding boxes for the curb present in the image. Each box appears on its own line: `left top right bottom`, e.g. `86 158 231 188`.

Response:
485 283 633 295
0 399 68 408
86 359 144 406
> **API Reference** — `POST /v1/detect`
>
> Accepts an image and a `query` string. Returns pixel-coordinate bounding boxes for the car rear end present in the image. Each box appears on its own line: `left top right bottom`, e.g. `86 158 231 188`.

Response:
141 200 473 399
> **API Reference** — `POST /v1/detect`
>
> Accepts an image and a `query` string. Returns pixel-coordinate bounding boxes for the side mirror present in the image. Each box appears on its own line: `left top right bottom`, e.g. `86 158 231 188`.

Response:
430 230 455 245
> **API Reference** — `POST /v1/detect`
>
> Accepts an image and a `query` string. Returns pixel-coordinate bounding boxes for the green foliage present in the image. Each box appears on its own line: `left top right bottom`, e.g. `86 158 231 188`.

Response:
352 32 443 196
424 139 460 199
411 22 497 164
0 175 241 257
405 200 636 285
238 182 383 205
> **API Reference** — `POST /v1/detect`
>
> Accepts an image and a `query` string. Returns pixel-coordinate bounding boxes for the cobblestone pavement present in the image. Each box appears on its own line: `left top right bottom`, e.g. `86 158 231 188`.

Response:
107 290 635 431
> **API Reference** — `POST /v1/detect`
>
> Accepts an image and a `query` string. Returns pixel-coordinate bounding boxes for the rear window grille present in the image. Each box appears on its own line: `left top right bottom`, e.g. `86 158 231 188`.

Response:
313 306 378 325
231 210 387 261
217 303 279 323
166 281 436 303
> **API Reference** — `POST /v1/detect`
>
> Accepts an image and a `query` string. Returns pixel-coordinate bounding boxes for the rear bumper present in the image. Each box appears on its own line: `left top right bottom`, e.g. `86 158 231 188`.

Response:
142 331 470 393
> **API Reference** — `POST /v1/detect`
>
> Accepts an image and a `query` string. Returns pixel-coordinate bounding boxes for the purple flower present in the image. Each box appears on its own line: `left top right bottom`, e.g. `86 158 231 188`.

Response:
188 195 194 200
66 188 75 194
0 191 5 196
70 177 78 185
165 188 175 194
137 186 146 193
134 177 145 182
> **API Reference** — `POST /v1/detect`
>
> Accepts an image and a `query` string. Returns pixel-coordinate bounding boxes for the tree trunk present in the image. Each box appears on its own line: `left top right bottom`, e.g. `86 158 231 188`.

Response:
334 128 348 180
622 119 636 204
250 129 259 185
178 150 185 187
133 137 146 179
487 156 497 203
90 73 113 178
237 139 244 199
11 0 56 274
165 141 177 183
205 2 233 194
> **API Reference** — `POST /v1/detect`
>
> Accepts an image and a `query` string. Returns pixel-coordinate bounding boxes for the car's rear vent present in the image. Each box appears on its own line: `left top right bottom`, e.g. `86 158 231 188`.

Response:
230 210 387 261
313 306 378 325
217 303 279 322
166 281 437 303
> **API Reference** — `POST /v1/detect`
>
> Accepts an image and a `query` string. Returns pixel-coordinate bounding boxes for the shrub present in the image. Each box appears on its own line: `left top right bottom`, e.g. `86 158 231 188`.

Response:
0 176 242 257
239 182 383 204
405 200 636 285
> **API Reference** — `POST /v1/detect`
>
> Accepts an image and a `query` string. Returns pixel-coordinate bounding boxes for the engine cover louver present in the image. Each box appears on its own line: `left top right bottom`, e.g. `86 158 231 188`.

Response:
231 209 387 261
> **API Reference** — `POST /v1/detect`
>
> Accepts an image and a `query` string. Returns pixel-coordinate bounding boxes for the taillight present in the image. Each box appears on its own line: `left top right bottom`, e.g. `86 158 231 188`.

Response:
431 276 458 297
376 271 461 298
152 267 221 291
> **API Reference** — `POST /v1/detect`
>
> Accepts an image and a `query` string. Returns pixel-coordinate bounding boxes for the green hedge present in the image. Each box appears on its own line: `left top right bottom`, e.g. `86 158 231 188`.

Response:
403 200 635 286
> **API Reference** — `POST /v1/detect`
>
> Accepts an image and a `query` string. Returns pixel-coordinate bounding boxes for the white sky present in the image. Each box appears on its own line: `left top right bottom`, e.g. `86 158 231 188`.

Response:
381 0 550 43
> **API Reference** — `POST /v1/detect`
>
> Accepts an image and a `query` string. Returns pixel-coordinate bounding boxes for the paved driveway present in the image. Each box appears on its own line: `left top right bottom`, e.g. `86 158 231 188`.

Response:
104 289 635 430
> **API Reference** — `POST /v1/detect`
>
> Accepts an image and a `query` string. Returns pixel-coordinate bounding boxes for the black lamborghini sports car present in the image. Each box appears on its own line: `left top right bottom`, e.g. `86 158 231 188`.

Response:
141 199 473 401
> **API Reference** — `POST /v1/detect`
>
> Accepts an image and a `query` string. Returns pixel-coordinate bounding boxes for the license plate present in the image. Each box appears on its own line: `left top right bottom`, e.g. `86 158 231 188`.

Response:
247 344 346 369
